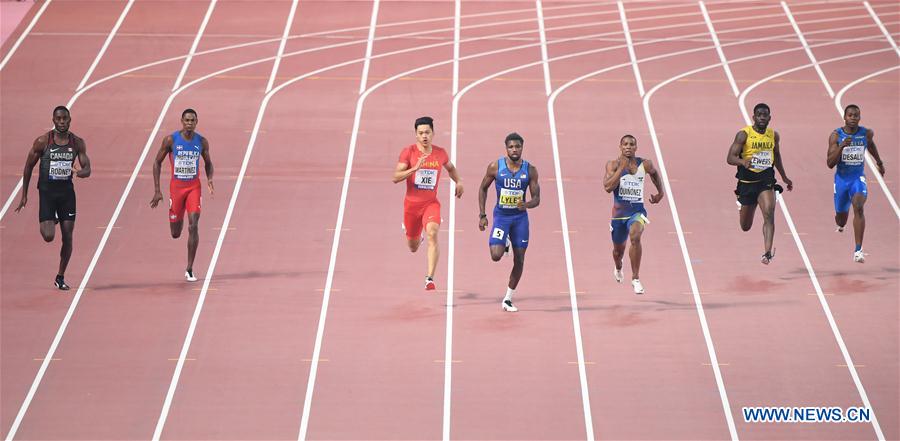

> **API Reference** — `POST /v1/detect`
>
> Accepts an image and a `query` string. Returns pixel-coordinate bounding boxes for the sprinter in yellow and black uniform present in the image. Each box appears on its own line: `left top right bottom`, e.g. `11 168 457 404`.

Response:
727 103 793 265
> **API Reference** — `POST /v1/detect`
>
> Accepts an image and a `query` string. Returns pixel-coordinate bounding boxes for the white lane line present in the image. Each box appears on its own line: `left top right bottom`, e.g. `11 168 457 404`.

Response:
617 1 645 97
834 65 900 219
172 0 218 91
865 1 900 56
699 1 739 97
266 0 299 93
781 1 835 98
444 2 461 437
536 0 552 96
358 0 381 94
76 0 135 91
0 0 53 71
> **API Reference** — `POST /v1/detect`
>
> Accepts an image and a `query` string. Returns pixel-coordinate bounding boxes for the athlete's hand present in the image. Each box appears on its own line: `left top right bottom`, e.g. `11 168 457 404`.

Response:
783 177 793 191
741 158 752 168
478 216 488 231
649 193 663 204
150 191 163 208
413 154 429 171
876 162 885 176
840 137 852 147
75 165 89 178
14 196 27 212
207 179 215 196
517 200 526 211
454 182 464 198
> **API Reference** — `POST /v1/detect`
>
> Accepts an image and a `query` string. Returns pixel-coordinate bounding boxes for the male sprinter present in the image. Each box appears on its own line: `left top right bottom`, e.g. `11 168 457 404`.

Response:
604 135 663 294
477 132 541 312
393 116 464 290
727 103 793 264
150 109 214 282
827 104 886 262
15 106 92 290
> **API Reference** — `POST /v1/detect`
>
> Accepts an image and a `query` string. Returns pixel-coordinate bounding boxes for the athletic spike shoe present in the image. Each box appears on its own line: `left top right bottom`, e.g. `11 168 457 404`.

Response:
54 275 70 291
761 250 775 265
631 279 645 295
613 268 624 283
504 237 511 256
425 276 436 291
185 270 198 282
853 250 865 263
502 299 518 312
836 226 845 233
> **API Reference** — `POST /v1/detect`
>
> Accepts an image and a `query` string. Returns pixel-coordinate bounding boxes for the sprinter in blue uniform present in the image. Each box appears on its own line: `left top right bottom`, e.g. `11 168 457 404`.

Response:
827 104 886 263
478 133 541 312
604 135 664 294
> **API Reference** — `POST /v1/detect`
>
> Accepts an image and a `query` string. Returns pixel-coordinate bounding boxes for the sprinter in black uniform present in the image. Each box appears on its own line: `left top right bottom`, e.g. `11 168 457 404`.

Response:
15 106 91 290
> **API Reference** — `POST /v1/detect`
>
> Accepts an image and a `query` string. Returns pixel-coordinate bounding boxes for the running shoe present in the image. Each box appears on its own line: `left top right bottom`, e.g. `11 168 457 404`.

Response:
185 270 198 282
54 275 70 291
631 279 644 295
502 299 518 312
613 268 624 283
853 250 865 263
761 250 775 265
425 276 436 291
836 226 845 233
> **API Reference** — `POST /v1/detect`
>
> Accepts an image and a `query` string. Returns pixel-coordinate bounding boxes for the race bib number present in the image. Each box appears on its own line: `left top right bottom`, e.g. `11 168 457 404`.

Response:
49 160 72 180
492 227 505 239
174 156 198 179
499 188 524 209
414 168 437 190
841 145 865 166
617 179 643 202
750 150 773 170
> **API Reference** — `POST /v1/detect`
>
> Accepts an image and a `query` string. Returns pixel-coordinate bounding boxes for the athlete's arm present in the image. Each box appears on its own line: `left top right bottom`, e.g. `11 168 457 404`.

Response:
74 136 91 178
603 159 624 192
773 131 793 191
726 130 751 168
866 128 885 176
444 161 464 198
150 135 173 208
478 162 497 231
14 135 47 212
826 130 845 169
392 153 428 183
521 164 540 210
643 159 665 204
201 137 214 194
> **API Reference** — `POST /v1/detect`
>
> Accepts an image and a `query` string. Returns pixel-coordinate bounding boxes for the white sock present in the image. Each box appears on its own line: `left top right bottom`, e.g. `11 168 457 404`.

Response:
504 287 515 301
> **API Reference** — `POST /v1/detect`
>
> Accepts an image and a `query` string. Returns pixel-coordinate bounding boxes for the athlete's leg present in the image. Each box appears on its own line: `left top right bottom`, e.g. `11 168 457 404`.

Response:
851 193 866 249
612 242 626 269
757 189 776 254
835 211 849 229
628 220 645 280
739 203 756 232
490 245 505 261
40 221 56 242
186 212 200 272
58 220 75 276
834 179 852 230
425 221 440 278
509 246 526 289
404 203 424 252
489 216 510 262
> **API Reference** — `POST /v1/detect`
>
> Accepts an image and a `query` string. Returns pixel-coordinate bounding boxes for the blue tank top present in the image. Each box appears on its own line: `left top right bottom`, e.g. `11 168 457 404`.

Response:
612 158 646 218
171 130 203 182
835 126 867 178
494 158 530 216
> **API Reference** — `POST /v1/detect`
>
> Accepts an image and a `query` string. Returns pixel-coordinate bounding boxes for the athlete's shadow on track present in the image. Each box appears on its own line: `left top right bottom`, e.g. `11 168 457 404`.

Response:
87 270 314 292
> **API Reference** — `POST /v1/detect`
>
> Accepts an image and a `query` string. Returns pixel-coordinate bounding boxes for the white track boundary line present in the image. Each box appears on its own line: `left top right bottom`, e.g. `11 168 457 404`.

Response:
617 2 645 97
0 0 53 71
75 0 134 91
266 0 299 93
443 2 461 438
358 0 381 94
536 0 552 96
1 3 883 222
699 1 739 97
781 1 835 98
865 1 900 55
834 65 900 219
172 0 218 91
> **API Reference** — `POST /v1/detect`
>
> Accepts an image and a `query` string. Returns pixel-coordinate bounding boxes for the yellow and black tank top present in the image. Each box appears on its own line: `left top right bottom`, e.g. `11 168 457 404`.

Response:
736 125 775 183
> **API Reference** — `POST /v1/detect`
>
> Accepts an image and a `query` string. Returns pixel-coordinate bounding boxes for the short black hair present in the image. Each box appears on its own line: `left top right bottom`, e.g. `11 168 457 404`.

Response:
53 105 70 116
843 104 860 116
505 132 524 146
414 116 433 130
620 134 636 144
182 108 197 119
753 103 770 114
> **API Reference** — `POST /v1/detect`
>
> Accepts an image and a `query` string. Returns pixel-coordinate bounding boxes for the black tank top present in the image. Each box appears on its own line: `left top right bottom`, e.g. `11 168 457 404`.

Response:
38 131 77 190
